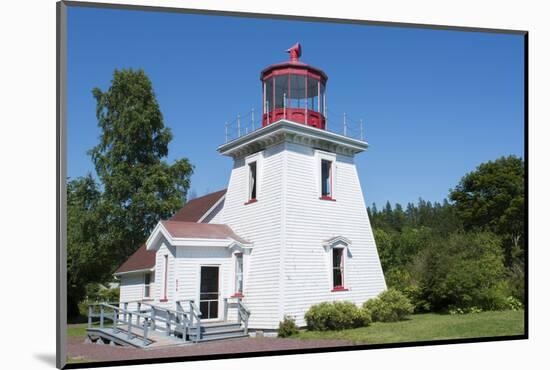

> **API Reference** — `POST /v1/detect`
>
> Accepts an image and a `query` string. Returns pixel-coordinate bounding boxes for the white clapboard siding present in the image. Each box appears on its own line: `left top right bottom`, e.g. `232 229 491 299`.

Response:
282 142 386 326
119 273 147 311
152 242 177 309
221 144 285 329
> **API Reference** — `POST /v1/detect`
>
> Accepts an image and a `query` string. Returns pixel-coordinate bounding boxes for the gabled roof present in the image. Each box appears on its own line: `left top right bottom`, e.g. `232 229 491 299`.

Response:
170 189 226 222
114 244 153 275
115 189 227 275
159 221 250 245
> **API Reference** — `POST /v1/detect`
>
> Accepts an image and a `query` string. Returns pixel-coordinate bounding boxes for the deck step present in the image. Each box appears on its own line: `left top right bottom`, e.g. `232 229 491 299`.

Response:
194 332 249 342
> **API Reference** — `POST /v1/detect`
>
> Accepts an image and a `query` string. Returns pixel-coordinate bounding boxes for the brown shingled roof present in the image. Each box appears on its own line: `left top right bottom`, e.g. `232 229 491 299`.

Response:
170 189 226 222
161 220 251 245
115 189 227 274
115 244 154 274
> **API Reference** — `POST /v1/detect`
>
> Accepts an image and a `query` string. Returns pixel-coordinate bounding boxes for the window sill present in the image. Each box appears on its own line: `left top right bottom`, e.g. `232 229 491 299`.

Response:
231 293 245 298
319 196 336 201
159 298 168 302
244 198 258 205
142 298 153 302
331 287 349 292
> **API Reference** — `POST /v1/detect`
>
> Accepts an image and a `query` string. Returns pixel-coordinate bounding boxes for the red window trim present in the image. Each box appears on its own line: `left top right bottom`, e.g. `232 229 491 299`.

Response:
244 198 258 205
231 292 245 298
319 196 336 201
332 247 346 291
163 254 168 301
159 299 168 302
331 286 349 292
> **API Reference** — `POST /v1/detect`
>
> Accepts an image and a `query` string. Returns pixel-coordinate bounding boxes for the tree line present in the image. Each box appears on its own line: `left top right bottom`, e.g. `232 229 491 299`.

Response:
368 155 525 312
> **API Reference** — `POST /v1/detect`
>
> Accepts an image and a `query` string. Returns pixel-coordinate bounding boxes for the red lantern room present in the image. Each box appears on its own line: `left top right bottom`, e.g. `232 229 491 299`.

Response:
261 43 327 129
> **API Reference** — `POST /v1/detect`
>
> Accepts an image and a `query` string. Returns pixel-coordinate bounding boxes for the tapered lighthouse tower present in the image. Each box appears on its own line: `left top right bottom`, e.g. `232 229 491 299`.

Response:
217 44 386 329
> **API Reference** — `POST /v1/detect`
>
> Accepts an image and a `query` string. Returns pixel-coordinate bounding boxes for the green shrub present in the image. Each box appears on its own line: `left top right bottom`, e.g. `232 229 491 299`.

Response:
418 232 508 311
504 296 523 311
278 315 299 338
305 301 371 331
363 288 414 322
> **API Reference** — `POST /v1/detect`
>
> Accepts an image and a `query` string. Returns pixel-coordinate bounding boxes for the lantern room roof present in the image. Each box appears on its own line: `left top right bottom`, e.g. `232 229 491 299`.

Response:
260 43 328 81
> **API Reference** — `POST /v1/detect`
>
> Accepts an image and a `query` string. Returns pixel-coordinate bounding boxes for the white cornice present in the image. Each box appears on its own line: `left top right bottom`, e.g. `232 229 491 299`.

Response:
217 119 368 159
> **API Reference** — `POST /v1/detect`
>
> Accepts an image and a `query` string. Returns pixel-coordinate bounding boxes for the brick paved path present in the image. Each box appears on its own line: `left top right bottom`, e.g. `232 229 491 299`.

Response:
68 335 355 363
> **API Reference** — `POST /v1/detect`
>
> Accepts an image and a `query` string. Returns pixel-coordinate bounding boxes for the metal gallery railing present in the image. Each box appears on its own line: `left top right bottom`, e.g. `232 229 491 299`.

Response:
224 106 366 143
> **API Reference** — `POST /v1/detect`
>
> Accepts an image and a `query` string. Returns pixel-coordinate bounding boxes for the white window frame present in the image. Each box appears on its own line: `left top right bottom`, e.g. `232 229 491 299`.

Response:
315 150 337 200
323 236 351 292
245 153 262 203
234 252 244 296
143 272 152 298
331 247 345 290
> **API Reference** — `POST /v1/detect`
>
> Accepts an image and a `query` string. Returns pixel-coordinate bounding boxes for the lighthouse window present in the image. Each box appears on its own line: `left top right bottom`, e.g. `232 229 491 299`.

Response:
332 248 344 289
264 77 273 113
289 74 306 108
274 75 289 109
248 161 257 201
307 77 319 112
321 159 332 198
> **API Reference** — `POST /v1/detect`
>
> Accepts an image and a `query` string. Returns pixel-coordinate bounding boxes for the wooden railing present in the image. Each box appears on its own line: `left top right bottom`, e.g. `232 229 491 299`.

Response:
177 300 202 342
223 297 251 334
87 301 192 346
88 302 152 346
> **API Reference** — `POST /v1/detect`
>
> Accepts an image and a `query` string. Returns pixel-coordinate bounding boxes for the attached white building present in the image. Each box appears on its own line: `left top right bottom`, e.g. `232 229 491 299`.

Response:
116 44 386 330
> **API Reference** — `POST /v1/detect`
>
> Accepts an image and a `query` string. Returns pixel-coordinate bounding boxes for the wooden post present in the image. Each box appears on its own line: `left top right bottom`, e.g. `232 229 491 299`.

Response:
123 302 128 323
151 306 156 330
88 305 92 328
237 298 242 325
143 323 148 346
223 298 228 322
127 313 133 340
100 305 104 328
137 302 142 326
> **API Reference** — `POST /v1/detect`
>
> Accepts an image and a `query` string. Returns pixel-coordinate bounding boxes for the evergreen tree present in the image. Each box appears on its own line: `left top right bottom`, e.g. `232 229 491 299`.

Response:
89 68 194 267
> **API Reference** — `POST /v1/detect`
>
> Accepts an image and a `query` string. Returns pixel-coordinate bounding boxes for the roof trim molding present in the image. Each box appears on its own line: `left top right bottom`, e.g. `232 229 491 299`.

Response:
197 193 226 223
114 267 154 276
323 236 352 252
146 221 254 250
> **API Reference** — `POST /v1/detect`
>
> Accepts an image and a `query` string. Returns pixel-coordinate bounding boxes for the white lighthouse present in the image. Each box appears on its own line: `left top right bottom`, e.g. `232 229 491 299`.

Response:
116 43 386 334
216 43 387 329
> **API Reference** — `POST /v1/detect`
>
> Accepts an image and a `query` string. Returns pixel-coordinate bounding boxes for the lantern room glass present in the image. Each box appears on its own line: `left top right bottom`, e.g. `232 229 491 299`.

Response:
263 73 325 114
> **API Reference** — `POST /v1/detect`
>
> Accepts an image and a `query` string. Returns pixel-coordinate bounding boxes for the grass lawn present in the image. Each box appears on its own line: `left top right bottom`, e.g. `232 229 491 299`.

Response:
294 310 525 344
67 323 90 337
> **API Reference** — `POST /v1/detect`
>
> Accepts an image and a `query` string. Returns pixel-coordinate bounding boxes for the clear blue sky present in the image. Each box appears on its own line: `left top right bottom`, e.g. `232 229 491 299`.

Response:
67 6 524 208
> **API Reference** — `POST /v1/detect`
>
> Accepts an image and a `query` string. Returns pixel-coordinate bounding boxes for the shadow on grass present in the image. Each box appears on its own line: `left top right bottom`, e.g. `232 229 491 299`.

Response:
68 314 88 324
